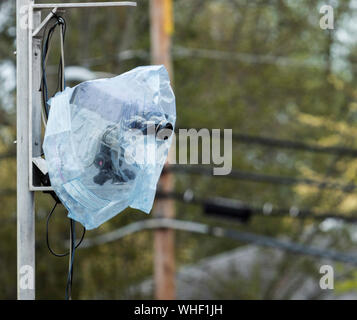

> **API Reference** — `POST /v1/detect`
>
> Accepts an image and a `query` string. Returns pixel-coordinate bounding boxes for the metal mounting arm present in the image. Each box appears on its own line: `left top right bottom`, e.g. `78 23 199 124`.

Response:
32 8 57 37
31 2 137 37
32 2 137 9
28 1 137 191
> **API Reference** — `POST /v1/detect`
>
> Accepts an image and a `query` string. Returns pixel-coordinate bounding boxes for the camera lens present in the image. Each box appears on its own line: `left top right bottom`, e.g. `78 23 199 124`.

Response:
156 122 173 140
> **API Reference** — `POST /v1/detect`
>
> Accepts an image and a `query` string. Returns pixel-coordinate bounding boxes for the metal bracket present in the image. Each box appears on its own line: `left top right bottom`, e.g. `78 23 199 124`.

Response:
28 1 137 191
33 2 137 9
32 8 58 38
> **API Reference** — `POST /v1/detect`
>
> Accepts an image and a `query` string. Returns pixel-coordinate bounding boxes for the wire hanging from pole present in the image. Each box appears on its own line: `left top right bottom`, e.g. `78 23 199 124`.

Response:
41 14 81 300
40 13 66 123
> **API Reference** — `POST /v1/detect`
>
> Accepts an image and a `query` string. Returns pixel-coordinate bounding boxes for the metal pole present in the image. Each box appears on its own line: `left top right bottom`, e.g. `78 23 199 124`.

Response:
150 0 175 300
16 0 35 300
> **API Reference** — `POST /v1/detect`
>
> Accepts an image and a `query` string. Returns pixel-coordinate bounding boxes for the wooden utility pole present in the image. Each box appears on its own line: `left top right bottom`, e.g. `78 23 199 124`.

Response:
150 0 176 300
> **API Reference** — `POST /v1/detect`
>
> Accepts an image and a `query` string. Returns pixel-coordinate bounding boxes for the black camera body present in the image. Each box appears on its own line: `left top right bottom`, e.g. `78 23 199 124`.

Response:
93 112 173 186
69 83 174 186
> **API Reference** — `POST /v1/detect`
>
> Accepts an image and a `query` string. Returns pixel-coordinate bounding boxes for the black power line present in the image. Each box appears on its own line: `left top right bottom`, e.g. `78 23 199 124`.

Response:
167 165 357 193
231 133 357 157
157 191 357 223
175 128 357 157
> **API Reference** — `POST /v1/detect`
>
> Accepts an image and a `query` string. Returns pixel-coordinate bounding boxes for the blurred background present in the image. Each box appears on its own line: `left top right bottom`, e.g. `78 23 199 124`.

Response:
1 0 357 299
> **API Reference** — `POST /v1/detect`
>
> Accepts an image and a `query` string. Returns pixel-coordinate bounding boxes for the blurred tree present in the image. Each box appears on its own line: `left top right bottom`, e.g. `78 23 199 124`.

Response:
0 0 356 299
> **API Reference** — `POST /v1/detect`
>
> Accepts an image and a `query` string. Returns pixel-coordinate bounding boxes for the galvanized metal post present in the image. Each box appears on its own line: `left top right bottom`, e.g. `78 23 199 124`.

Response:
16 0 35 300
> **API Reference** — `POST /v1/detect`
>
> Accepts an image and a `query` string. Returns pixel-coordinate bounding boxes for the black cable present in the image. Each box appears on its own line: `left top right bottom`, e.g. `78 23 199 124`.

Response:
46 202 86 258
41 14 67 119
230 132 357 157
167 165 357 193
175 128 357 157
41 18 57 117
157 191 357 223
41 14 78 300
66 219 75 300
46 203 84 300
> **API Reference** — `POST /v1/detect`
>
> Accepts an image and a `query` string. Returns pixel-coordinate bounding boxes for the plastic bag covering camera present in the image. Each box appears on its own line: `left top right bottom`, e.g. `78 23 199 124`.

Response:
43 65 176 230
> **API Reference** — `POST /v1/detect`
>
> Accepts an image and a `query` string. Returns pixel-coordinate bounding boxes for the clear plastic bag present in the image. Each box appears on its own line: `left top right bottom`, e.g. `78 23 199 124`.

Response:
43 65 176 229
